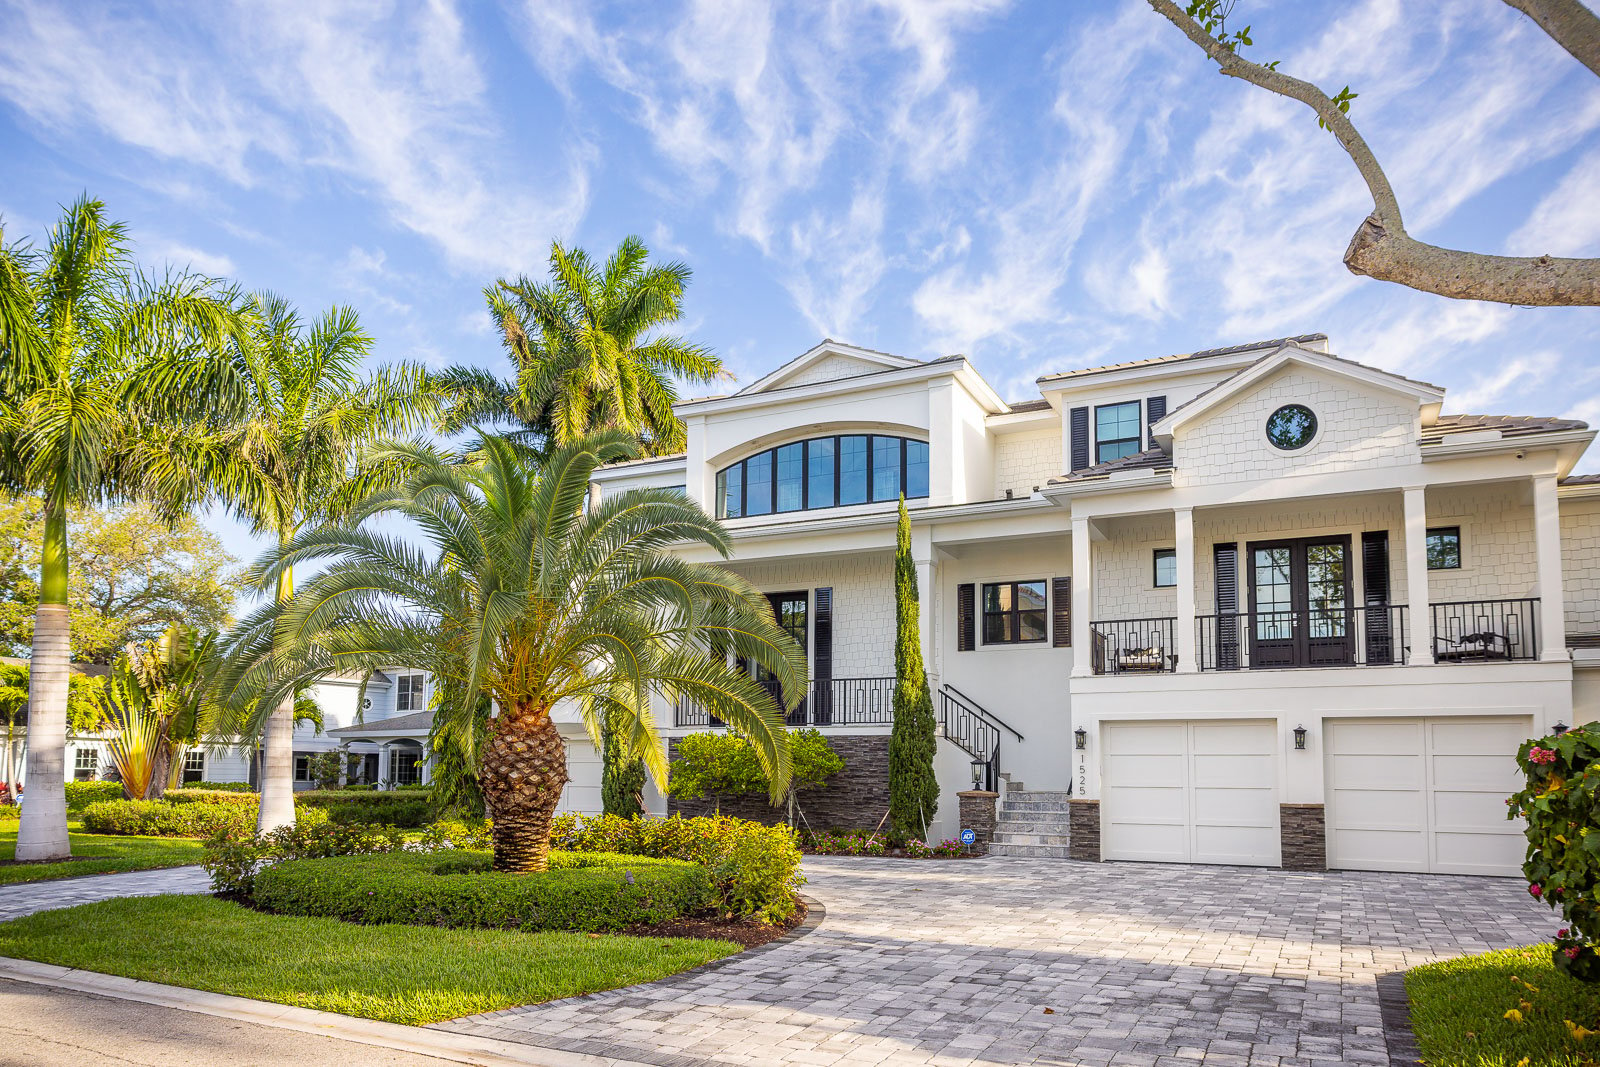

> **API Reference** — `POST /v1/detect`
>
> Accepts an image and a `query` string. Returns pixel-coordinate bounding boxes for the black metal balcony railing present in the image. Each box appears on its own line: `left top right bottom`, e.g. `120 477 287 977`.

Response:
1090 617 1177 675
673 676 895 729
1431 598 1539 662
1196 605 1408 671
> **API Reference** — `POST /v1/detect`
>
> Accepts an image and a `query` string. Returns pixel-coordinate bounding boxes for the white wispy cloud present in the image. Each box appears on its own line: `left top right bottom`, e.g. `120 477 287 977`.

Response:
1507 146 1600 256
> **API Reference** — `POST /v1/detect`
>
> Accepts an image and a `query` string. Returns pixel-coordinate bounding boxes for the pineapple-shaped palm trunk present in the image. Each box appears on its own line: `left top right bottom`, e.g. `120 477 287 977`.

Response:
480 702 569 872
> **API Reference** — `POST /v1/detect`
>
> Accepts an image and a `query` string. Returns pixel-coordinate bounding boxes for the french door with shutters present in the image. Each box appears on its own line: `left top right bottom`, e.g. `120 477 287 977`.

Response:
758 592 808 725
1247 537 1353 668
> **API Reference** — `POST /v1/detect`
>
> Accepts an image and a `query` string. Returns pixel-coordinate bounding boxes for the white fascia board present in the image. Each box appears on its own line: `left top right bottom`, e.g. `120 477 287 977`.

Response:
674 358 1009 418
1422 428 1595 476
1561 482 1600 501
1038 470 1174 505
720 495 1051 543
737 340 919 395
1151 347 1444 437
589 455 689 483
986 407 1059 432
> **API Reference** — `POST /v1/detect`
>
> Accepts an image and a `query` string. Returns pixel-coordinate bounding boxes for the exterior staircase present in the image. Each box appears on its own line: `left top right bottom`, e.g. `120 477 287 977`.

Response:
988 788 1072 858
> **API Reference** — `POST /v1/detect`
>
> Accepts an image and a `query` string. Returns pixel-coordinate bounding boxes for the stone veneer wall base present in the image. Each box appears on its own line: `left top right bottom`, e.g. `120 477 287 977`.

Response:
956 791 998 854
1068 799 1101 862
667 734 890 831
1279 803 1327 871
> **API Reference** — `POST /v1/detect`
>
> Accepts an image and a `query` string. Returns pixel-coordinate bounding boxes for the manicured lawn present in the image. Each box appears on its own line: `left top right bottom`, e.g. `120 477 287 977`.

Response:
0 822 205 885
0 894 740 1025
1407 944 1600 1067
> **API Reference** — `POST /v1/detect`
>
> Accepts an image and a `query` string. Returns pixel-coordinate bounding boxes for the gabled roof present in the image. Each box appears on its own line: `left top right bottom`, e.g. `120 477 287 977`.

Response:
735 340 924 396
1036 334 1329 384
326 710 433 738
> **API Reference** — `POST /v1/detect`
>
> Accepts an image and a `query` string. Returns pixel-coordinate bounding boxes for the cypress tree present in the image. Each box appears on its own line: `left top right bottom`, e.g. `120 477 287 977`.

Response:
888 496 939 843
600 706 646 818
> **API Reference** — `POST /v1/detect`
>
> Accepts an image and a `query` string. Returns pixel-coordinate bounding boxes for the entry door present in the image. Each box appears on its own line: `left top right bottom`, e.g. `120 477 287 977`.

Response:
1247 537 1352 668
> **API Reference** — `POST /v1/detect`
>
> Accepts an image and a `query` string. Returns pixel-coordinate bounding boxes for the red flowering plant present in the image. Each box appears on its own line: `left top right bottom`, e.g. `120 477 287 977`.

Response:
1509 724 1600 980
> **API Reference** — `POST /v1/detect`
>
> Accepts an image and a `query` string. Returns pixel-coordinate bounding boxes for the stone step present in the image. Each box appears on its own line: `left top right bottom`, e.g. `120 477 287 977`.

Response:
987 841 1074 859
992 825 1068 838
999 800 1074 814
1003 789 1072 803
991 831 1070 846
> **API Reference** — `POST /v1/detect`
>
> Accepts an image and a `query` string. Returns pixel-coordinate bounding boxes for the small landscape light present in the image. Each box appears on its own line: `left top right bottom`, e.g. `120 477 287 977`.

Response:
1293 725 1307 751
1074 726 1087 751
1554 721 1570 736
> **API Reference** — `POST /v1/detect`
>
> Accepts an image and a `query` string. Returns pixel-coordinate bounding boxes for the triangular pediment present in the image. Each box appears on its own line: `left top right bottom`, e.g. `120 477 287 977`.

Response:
737 340 920 395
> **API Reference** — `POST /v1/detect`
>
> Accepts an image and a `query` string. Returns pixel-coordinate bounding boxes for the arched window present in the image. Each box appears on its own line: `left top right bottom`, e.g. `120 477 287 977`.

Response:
715 434 929 518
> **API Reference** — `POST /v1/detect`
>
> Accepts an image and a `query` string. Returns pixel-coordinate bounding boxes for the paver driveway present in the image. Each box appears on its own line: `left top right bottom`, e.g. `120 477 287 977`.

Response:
440 855 1551 1067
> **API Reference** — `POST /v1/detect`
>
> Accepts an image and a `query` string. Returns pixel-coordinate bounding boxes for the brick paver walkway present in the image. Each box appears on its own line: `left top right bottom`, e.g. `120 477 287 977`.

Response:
438 855 1552 1067
0 866 209 921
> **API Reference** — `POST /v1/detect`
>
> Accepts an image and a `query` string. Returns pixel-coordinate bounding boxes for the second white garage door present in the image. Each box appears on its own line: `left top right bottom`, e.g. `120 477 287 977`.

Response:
1102 719 1280 866
1325 717 1528 876
557 729 603 815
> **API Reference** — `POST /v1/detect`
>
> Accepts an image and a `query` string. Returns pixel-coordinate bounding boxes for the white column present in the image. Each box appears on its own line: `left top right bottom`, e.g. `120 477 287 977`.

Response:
337 741 349 787
1072 515 1093 676
1534 473 1568 661
1174 507 1197 673
1404 487 1433 665
421 747 434 786
915 558 938 686
377 743 391 790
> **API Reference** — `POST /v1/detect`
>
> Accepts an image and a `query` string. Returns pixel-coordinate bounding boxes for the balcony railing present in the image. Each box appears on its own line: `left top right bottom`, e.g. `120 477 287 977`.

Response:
673 676 895 729
1196 605 1408 670
1431 598 1539 662
1090 617 1177 675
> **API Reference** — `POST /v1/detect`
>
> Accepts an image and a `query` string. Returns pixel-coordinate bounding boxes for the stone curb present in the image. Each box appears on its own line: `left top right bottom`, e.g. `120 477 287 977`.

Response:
1375 970 1423 1067
0 956 660 1066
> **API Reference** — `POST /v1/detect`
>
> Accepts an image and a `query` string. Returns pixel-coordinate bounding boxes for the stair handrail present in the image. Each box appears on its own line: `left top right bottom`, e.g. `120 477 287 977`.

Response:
940 684 1024 741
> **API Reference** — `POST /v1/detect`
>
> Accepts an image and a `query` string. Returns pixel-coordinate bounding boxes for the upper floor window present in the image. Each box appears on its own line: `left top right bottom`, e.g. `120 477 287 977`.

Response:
716 435 929 518
982 580 1047 644
1426 526 1461 570
1095 402 1142 463
1153 549 1176 588
396 673 426 712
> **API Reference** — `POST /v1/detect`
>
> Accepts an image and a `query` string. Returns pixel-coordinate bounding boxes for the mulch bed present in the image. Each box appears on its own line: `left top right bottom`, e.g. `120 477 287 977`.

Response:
620 896 807 949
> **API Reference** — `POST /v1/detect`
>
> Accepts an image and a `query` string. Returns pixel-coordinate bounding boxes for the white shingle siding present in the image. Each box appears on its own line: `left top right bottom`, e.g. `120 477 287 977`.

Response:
731 554 896 678
1563 498 1600 635
1427 484 1538 603
992 425 1064 498
1173 366 1416 487
781 354 886 388
1093 517 1176 621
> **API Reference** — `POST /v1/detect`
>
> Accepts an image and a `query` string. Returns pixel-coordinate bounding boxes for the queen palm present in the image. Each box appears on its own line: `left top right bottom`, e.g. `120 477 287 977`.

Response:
0 197 247 861
204 294 437 831
438 237 723 456
247 431 804 871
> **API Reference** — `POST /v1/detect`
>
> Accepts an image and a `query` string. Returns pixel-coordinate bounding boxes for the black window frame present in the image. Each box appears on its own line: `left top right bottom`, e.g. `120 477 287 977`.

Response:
714 435 931 518
293 754 312 782
181 750 206 784
1094 401 1143 464
1426 526 1462 570
980 579 1049 646
1153 548 1177 588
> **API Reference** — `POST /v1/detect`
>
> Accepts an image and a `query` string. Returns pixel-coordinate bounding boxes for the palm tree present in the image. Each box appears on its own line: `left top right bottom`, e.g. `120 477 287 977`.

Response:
438 237 723 456
241 431 804 871
0 197 247 861
203 294 437 831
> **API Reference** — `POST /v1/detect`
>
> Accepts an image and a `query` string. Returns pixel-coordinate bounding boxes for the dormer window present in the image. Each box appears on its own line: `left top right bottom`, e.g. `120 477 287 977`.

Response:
1095 401 1143 463
715 434 929 518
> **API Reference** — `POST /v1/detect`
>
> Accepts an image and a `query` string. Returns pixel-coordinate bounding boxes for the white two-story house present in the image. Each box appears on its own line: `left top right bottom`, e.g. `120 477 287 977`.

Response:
586 333 1600 878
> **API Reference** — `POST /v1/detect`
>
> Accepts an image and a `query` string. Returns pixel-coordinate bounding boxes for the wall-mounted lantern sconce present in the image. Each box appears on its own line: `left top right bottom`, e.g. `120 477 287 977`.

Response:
1074 727 1087 751
970 758 986 788
1294 725 1307 750
1554 721 1570 736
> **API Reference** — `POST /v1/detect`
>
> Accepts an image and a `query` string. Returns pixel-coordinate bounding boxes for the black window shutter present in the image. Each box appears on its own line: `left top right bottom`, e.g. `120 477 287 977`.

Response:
1069 407 1089 471
1051 576 1072 647
1212 542 1239 670
1146 395 1167 449
1361 532 1394 664
812 587 833 723
957 583 975 652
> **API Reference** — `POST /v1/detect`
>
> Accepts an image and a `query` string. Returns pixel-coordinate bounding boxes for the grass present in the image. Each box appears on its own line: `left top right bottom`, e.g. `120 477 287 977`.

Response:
1407 944 1600 1066
0 821 205 885
0 894 740 1025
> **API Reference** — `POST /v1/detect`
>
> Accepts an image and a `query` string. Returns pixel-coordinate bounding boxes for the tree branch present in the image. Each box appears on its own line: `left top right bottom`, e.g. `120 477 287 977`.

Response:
1148 0 1600 306
1502 0 1600 81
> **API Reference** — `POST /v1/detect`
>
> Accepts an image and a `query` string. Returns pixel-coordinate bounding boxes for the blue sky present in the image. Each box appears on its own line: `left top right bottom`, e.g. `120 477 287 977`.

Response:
2 0 1598 566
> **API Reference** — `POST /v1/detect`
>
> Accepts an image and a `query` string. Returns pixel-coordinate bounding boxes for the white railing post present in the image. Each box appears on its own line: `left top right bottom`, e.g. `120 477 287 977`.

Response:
1404 486 1434 665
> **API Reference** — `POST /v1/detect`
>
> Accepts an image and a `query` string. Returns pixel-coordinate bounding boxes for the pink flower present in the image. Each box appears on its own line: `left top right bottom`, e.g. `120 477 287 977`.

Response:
1567 946 1581 960
1530 884 1543 898
1530 747 1558 765
1561 928 1571 938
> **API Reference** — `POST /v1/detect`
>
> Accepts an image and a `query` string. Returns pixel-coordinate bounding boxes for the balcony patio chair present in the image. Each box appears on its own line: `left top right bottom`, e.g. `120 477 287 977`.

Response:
1433 629 1512 662
1116 646 1171 672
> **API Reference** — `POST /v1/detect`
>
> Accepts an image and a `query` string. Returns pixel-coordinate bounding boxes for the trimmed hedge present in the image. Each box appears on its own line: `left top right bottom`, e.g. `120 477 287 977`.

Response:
204 821 408 897
176 781 253 792
252 850 713 932
163 789 258 808
296 790 431 829
64 781 123 812
80 799 255 839
551 813 803 923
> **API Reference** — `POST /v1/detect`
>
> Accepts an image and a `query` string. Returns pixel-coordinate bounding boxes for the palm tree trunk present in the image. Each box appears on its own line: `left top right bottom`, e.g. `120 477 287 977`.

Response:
17 500 72 861
256 558 297 833
480 703 568 872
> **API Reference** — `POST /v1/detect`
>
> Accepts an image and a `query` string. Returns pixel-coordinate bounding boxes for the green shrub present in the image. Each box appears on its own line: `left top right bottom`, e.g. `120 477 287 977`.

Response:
163 789 258 808
177 780 253 792
203 820 408 897
667 729 843 800
64 781 123 812
296 790 431 828
252 850 713 932
551 813 802 923
80 799 252 839
0 803 19 823
1511 725 1600 980
414 819 493 852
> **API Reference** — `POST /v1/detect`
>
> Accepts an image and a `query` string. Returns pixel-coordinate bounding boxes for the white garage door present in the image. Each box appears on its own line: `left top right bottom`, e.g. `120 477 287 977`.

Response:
1325 717 1528 876
558 729 603 815
1102 719 1280 866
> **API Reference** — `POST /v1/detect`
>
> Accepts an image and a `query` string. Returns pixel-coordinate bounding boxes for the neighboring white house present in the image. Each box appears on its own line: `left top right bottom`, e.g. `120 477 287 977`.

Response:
578 334 1600 877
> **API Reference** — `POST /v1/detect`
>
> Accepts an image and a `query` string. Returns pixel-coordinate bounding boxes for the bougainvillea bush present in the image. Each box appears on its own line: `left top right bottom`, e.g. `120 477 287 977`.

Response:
1509 725 1600 981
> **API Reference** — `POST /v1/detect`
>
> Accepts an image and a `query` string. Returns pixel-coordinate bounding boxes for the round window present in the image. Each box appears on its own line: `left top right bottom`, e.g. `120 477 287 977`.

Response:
1265 404 1318 451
